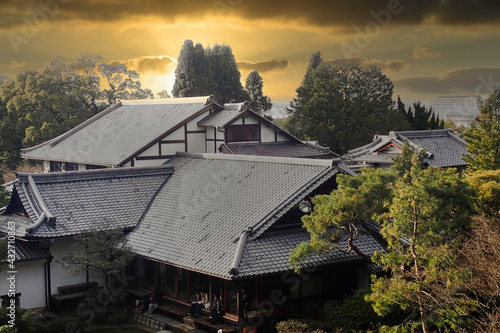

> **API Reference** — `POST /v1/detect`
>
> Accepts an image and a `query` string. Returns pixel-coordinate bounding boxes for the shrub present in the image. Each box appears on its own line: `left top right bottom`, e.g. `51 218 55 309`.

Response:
46 316 83 333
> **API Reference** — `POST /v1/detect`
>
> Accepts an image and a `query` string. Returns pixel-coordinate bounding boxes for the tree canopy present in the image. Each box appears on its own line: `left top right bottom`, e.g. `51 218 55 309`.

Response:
397 96 444 130
463 88 500 172
245 70 272 114
0 53 153 168
286 53 410 154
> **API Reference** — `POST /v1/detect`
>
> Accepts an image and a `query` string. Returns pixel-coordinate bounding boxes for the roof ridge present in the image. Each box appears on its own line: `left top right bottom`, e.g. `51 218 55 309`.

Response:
175 152 336 167
121 96 211 105
17 165 174 184
21 101 123 154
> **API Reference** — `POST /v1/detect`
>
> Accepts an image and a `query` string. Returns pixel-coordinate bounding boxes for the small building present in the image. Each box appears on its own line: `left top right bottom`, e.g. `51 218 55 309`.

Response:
343 129 467 172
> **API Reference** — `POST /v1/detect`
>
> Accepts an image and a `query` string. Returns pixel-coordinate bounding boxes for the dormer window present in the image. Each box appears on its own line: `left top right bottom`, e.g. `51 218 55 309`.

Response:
227 124 260 142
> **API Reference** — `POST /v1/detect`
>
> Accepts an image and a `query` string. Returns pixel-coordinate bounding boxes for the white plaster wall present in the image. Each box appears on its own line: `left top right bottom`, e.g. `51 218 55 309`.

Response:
166 127 185 140
140 143 159 157
207 143 215 154
0 260 47 309
50 238 103 295
244 116 259 125
277 133 288 142
261 124 276 142
187 133 206 153
134 159 169 167
232 118 243 125
186 112 210 131
161 143 185 155
206 128 215 140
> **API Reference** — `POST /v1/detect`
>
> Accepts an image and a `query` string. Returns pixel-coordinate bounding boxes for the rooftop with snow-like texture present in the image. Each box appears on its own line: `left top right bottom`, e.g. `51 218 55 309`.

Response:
21 96 218 167
343 129 467 169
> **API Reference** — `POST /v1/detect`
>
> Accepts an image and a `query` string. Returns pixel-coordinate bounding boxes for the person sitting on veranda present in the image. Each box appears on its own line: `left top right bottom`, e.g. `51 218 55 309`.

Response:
208 294 218 320
189 289 203 318
210 294 225 324
148 294 158 314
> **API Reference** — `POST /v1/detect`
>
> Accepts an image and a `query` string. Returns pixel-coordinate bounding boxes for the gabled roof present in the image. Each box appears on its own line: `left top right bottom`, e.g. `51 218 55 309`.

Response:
21 96 218 167
220 142 338 159
344 129 467 168
237 225 384 278
197 102 247 128
0 166 173 238
127 152 349 279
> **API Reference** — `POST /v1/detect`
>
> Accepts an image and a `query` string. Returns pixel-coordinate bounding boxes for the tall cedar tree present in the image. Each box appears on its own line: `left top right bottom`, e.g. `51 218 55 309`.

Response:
0 170 8 207
463 88 500 172
287 52 410 154
245 70 272 114
397 97 444 130
205 44 248 104
172 40 214 97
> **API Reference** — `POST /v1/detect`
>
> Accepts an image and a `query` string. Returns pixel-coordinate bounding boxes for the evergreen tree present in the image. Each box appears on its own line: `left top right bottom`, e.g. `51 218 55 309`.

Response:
245 70 272 114
172 40 197 97
0 170 9 207
286 52 410 154
463 89 500 172
205 43 248 104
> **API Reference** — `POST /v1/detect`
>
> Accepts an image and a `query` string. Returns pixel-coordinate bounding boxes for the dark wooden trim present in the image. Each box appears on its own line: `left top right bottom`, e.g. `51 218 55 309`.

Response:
158 142 161 156
259 120 262 143
275 129 278 142
118 103 221 166
130 159 135 167
135 155 174 161
205 138 224 142
214 128 217 153
184 125 188 152
186 130 206 134
160 140 186 144
242 116 245 125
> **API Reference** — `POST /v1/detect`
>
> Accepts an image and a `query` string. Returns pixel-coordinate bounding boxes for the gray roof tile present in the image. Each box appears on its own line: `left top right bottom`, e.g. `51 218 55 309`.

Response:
128 153 346 279
21 97 213 166
221 142 338 159
198 103 245 127
5 166 173 238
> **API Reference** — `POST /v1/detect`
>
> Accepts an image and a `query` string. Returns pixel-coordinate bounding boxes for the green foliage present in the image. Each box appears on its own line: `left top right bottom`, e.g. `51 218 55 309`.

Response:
206 43 249 104
0 170 9 207
290 168 395 268
0 308 48 333
276 319 326 333
463 88 500 172
287 53 410 154
245 70 272 113
0 53 153 168
397 97 444 130
172 40 214 98
58 228 134 292
46 316 82 333
466 170 500 218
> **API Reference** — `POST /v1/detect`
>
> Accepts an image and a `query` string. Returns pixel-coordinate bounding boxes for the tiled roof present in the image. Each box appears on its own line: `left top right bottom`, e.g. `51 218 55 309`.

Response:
197 102 246 127
2 166 173 238
220 142 338 159
344 129 467 168
237 227 384 278
127 152 347 279
21 97 214 166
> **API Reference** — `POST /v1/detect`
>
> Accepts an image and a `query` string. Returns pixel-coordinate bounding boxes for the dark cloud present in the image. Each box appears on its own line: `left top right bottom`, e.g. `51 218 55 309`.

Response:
1 0 500 31
413 47 440 60
110 56 174 75
238 59 289 73
395 67 500 96
326 56 407 72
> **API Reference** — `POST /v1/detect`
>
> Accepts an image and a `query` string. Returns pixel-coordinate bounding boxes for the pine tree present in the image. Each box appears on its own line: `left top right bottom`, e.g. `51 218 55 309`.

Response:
463 89 500 172
245 71 272 114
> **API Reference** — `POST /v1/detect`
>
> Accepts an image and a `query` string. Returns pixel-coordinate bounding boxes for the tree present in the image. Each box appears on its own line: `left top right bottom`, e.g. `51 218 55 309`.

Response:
58 228 134 310
0 53 153 168
398 98 444 130
291 143 475 332
463 88 500 172
206 43 248 104
286 53 410 154
368 145 475 332
245 71 272 114
156 90 171 99
172 40 214 98
0 170 9 207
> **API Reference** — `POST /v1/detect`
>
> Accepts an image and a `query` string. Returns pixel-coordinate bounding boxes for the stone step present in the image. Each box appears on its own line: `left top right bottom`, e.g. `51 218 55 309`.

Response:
133 311 181 331
183 315 196 327
171 322 200 333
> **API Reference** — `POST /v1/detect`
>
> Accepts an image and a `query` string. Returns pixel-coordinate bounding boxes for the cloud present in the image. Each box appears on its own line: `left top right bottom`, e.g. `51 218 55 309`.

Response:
238 59 289 73
395 67 500 97
8 60 25 69
110 55 174 75
2 0 500 31
413 47 440 60
326 56 408 72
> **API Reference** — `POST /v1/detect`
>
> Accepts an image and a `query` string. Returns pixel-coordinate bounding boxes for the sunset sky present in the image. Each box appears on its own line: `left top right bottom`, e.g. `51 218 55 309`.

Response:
1 0 500 104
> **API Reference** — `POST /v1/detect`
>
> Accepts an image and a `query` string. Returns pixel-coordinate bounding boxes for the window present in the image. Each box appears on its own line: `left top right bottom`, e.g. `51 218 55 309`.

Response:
227 124 260 142
64 162 79 171
86 164 106 170
50 161 62 172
